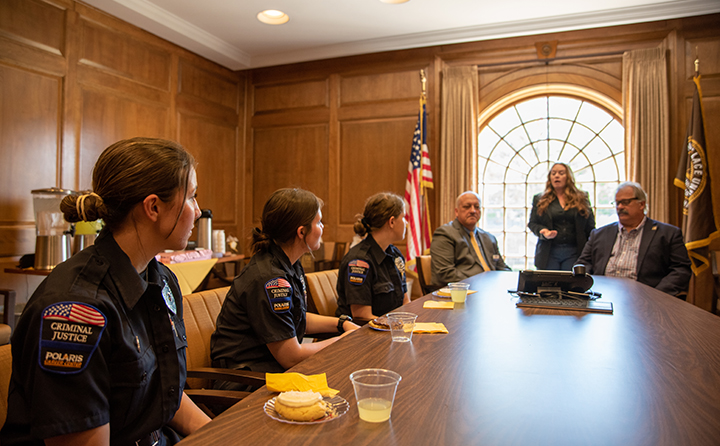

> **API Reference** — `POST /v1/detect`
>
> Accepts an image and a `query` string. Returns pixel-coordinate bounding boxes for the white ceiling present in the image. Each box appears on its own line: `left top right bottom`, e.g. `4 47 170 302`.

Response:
82 0 720 71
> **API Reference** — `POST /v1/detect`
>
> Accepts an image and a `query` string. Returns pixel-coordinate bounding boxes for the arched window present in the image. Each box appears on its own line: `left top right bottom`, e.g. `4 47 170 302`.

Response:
478 87 624 270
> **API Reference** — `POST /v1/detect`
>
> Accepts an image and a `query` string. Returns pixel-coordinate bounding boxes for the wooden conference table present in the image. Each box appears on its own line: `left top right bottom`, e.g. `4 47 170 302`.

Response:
179 271 720 445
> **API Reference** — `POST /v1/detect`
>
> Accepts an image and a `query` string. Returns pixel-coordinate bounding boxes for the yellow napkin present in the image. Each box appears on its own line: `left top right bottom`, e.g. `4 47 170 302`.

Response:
423 301 454 309
437 288 477 297
413 322 449 334
265 372 339 397
164 258 218 295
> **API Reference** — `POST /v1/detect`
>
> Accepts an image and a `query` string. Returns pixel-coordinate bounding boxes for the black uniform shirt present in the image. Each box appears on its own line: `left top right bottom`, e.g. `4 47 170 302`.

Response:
335 234 407 318
0 229 187 446
210 242 307 373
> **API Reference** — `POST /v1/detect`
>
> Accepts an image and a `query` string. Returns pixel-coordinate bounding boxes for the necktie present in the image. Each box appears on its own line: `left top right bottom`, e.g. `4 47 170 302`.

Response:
470 231 492 272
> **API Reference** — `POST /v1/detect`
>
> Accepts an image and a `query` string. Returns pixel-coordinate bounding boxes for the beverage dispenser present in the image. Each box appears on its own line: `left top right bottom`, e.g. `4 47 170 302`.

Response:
32 188 74 269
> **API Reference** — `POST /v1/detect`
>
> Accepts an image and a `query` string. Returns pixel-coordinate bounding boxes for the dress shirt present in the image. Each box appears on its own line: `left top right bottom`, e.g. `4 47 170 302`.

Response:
605 217 646 280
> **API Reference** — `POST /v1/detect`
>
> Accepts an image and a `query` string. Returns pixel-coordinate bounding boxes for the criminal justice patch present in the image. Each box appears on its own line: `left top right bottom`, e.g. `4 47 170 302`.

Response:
40 302 106 374
348 259 370 285
265 277 292 313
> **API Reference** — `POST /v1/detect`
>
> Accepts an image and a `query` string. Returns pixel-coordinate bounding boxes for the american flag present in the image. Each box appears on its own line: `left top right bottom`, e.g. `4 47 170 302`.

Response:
349 259 370 269
404 97 434 267
43 302 106 326
266 278 291 289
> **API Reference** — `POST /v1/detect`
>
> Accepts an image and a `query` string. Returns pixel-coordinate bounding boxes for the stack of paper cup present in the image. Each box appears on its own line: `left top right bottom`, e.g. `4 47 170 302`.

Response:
212 229 226 254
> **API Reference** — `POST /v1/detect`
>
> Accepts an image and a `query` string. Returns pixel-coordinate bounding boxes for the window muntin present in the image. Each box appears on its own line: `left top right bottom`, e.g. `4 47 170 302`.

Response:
478 95 624 270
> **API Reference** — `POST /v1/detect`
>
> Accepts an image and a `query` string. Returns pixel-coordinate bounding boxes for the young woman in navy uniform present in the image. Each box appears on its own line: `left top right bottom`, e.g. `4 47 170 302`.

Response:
210 188 359 386
0 138 211 445
335 192 409 321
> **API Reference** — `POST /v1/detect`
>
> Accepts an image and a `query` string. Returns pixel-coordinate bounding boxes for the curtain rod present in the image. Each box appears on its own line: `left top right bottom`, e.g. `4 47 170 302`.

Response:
475 50 627 69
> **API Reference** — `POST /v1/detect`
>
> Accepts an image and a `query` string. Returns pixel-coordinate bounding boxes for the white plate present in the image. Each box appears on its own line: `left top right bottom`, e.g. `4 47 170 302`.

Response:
367 323 390 332
432 288 476 300
264 395 349 425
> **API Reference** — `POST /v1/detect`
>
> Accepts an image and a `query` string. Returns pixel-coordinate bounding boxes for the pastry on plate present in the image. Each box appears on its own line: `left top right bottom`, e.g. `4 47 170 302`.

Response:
368 315 389 330
274 390 328 422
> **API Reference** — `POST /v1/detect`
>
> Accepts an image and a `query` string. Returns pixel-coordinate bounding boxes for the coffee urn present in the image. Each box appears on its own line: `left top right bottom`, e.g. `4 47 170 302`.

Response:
32 188 75 269
196 209 212 250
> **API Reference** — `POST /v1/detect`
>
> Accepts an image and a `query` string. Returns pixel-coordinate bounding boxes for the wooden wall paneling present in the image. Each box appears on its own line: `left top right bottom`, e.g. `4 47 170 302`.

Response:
338 118 415 224
685 39 720 81
178 114 239 236
76 65 171 105
340 70 421 105
176 59 242 241
254 79 328 113
251 109 331 128
242 78 255 253
178 59 239 112
0 0 67 57
478 61 623 115
0 63 62 256
252 125 329 223
326 74 340 243
78 18 170 90
79 88 171 190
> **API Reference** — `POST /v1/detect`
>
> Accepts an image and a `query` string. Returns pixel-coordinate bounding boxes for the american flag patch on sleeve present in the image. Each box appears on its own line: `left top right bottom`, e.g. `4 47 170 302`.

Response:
40 302 107 374
265 277 293 313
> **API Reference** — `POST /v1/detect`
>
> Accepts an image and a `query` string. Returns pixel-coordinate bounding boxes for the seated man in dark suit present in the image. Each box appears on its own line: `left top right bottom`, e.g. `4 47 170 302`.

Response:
576 181 691 297
431 191 510 287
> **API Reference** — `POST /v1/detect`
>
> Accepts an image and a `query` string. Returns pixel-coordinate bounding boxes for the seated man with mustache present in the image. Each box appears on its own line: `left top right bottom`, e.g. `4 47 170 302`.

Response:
576 181 691 297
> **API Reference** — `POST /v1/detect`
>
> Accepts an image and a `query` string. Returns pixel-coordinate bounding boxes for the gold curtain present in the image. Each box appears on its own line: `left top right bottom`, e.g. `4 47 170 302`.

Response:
440 66 479 225
622 46 669 222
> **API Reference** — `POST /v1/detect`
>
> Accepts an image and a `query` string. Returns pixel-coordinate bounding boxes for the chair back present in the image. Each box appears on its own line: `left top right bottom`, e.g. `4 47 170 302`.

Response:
305 269 339 316
415 255 436 295
1 289 16 345
0 343 12 430
314 242 347 271
183 286 230 389
329 242 347 269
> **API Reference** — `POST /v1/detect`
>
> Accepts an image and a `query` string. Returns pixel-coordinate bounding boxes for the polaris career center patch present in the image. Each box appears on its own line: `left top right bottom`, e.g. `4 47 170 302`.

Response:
40 302 106 374
265 277 292 313
348 259 370 285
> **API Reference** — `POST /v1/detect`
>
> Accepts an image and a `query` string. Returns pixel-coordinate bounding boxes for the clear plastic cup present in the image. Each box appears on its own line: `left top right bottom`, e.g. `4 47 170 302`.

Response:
350 368 402 423
448 282 470 303
387 312 417 343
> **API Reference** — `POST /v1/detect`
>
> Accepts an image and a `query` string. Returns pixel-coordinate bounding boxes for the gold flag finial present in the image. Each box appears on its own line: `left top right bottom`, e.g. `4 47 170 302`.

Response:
420 69 427 97
694 46 700 76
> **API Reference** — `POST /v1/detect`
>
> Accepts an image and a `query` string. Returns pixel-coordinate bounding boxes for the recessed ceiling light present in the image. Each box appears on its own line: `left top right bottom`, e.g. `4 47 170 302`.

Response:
380 0 410 3
257 9 289 25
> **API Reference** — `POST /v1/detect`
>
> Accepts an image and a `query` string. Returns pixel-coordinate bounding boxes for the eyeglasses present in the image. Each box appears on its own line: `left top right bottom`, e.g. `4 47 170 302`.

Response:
611 198 640 207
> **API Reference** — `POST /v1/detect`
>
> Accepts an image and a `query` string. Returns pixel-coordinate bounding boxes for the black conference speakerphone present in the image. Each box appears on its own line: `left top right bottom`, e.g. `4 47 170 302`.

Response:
509 266 613 314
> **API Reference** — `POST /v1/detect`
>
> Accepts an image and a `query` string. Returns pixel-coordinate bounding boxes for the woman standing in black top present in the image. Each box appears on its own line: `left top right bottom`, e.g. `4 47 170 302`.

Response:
528 162 595 271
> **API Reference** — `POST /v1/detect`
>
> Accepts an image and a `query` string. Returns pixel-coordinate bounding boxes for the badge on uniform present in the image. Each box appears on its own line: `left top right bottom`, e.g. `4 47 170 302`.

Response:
394 256 405 276
161 278 177 314
348 259 370 285
265 277 292 313
39 301 106 374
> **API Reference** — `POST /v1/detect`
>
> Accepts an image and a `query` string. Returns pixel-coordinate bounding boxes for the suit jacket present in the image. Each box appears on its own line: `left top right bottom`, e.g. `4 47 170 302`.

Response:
576 218 691 297
528 193 595 269
430 219 510 287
